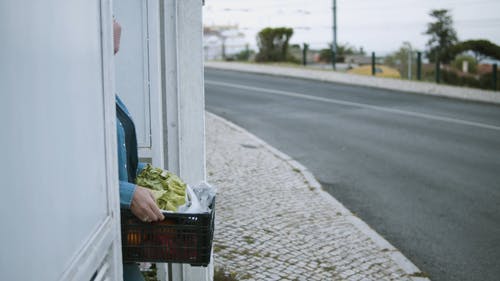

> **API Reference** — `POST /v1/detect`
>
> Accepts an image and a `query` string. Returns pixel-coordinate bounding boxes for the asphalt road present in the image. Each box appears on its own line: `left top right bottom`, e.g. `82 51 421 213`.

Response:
204 68 500 281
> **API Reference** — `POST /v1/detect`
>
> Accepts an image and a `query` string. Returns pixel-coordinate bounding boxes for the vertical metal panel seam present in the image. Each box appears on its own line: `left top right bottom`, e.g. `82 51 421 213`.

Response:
175 0 183 177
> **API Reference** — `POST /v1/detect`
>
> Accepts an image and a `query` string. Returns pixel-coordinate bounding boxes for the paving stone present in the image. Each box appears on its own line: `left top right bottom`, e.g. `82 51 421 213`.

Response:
207 113 416 281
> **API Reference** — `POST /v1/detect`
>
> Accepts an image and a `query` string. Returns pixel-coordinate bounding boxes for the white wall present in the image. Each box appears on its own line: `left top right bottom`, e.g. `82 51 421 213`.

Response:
114 0 152 149
113 1 210 278
114 0 164 164
161 0 211 280
0 0 121 280
0 0 209 279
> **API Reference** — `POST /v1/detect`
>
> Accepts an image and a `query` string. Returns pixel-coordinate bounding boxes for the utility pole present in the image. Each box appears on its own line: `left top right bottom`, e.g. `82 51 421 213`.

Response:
332 0 337 70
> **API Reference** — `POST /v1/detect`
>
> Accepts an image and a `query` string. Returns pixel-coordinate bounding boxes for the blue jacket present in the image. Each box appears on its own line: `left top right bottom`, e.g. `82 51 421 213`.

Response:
116 95 146 208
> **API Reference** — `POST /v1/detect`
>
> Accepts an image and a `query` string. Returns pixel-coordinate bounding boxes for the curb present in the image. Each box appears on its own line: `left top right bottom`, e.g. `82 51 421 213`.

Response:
207 111 431 281
205 61 500 106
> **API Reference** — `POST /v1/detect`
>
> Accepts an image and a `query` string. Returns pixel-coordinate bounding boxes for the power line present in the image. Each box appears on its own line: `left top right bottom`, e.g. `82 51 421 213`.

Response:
206 0 497 10
229 17 500 31
337 0 496 8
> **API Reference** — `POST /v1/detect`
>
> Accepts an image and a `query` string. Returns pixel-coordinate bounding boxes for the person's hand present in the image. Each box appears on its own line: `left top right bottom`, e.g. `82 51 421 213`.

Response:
113 19 122 54
131 186 164 222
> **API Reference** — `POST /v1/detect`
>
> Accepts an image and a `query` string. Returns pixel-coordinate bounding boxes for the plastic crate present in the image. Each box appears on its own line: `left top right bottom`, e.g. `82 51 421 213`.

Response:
120 198 215 266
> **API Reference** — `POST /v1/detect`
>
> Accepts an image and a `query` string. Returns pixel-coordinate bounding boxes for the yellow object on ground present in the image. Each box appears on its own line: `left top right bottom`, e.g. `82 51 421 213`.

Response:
348 65 401 78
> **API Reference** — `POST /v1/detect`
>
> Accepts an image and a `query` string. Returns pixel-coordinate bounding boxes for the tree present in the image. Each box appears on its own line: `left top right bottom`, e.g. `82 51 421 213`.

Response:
255 27 294 62
384 42 417 79
449 40 500 63
424 9 458 63
319 43 364 63
452 55 477 73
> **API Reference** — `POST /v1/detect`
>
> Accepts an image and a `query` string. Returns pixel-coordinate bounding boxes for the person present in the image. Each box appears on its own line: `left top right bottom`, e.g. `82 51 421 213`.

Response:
113 18 164 281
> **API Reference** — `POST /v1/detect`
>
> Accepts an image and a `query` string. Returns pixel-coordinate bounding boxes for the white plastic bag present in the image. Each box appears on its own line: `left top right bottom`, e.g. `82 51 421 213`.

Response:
178 182 216 214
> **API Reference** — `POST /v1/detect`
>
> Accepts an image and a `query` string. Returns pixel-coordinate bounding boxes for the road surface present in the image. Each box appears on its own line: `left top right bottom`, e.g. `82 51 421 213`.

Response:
205 68 500 281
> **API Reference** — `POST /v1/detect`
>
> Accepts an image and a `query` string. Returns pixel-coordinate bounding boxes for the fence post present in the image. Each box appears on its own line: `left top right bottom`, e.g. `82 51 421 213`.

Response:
302 43 308 66
493 64 498 91
408 49 412 80
417 52 422 81
331 49 336 70
435 54 440 84
372 52 376 76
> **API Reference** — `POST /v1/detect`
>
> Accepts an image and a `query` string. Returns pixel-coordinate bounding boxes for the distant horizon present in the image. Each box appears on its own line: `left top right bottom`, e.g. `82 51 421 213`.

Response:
203 0 500 55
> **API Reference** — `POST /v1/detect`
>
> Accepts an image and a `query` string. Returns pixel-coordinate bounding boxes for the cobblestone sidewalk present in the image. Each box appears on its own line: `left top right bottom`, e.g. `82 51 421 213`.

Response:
206 112 430 281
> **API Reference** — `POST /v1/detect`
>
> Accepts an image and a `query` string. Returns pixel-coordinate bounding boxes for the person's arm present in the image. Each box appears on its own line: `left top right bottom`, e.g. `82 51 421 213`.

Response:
120 180 136 209
120 180 164 222
137 162 147 175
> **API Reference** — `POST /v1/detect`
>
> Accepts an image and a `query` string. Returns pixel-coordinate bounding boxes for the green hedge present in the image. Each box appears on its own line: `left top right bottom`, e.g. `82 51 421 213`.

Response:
422 67 499 90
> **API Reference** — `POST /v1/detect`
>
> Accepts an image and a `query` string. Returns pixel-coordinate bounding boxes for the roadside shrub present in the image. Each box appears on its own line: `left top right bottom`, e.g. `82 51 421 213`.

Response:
233 49 255 61
424 66 500 90
318 48 334 63
452 55 477 73
441 68 480 88
286 44 302 64
479 70 500 90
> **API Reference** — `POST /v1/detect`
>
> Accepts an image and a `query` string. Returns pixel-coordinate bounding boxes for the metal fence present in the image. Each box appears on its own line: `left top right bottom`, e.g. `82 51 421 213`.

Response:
203 43 499 91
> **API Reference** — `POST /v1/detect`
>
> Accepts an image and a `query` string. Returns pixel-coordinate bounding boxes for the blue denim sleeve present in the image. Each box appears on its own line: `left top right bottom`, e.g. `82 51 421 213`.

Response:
121 163 147 209
137 162 148 175
120 180 136 209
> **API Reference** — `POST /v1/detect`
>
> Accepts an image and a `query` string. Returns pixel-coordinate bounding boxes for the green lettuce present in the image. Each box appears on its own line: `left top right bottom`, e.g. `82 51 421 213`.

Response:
136 164 186 211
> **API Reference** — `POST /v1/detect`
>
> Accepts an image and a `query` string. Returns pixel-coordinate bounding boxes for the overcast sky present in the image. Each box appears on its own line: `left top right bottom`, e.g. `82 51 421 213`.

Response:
203 0 500 54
